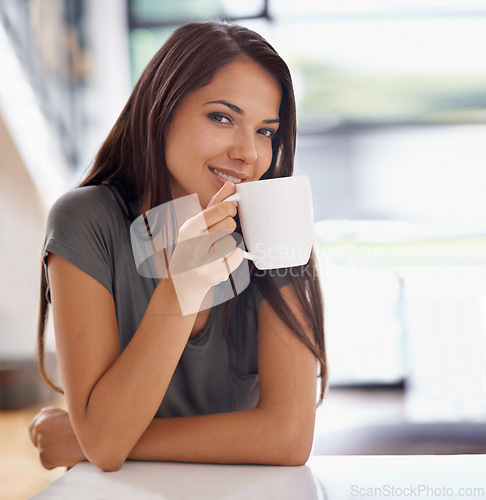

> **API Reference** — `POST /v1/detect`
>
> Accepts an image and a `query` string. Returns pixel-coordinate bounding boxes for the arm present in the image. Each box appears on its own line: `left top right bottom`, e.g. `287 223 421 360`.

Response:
49 254 194 471
49 184 241 472
126 282 318 466
31 283 317 468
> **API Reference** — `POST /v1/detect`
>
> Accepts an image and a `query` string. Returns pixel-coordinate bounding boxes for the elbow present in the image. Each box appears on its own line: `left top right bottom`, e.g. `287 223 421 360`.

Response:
87 451 125 472
79 436 126 472
71 414 129 472
284 449 312 467
95 458 124 473
256 403 315 466
101 462 124 473
278 441 312 467
269 417 314 467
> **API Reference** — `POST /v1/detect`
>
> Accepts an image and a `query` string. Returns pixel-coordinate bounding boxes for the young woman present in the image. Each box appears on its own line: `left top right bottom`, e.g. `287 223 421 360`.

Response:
29 20 327 471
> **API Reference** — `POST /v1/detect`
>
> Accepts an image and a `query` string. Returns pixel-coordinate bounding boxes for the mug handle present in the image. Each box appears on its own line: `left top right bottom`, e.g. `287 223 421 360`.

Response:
225 193 240 202
224 193 254 261
242 251 255 261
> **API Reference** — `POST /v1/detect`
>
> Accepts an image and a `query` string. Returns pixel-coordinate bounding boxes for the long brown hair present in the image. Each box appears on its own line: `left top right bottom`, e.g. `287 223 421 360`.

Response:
37 20 327 403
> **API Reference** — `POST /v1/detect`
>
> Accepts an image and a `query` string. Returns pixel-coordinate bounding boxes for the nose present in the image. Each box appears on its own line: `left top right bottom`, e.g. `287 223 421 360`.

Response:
228 129 257 165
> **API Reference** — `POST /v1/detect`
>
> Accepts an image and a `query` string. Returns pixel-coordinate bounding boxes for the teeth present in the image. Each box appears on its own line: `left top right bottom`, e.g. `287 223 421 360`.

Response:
210 167 242 183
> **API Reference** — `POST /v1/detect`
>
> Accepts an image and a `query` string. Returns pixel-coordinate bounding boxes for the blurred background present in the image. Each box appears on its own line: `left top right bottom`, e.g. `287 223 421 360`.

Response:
1 0 486 497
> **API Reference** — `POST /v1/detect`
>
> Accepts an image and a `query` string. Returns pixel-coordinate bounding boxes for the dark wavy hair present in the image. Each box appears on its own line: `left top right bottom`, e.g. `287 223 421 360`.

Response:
37 20 327 403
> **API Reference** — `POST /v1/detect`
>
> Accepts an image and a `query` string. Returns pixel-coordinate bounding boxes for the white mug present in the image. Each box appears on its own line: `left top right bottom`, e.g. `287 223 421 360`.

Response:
226 175 314 270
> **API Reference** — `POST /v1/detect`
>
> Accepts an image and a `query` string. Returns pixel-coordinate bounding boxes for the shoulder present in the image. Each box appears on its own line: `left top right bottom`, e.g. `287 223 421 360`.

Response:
44 186 130 297
47 185 129 235
45 184 132 261
49 185 122 220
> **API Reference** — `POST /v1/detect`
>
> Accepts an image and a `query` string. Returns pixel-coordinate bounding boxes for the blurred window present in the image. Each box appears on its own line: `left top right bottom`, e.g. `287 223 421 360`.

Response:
127 0 267 84
128 1 486 129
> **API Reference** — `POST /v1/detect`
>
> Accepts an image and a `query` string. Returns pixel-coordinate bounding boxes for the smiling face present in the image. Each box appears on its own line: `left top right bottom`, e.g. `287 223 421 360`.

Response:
164 56 282 208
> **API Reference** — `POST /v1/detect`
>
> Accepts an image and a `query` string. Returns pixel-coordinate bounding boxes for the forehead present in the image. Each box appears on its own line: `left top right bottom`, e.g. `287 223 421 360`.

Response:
186 57 282 117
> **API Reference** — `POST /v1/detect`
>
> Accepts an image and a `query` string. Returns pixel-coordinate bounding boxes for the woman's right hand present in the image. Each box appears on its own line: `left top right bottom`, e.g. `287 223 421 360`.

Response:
169 181 244 315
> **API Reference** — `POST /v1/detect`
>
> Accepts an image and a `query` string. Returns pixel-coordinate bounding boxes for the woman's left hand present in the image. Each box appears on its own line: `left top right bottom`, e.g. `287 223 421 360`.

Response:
28 406 86 469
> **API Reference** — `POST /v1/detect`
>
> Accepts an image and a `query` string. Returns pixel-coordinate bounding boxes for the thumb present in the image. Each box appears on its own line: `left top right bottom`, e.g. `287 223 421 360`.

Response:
207 181 236 208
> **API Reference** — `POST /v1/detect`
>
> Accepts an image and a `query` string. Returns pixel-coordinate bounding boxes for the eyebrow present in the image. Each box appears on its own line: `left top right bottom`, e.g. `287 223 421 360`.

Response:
205 100 280 124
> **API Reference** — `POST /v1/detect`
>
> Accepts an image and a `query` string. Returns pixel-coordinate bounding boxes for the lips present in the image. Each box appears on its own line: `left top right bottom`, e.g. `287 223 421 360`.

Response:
209 167 247 184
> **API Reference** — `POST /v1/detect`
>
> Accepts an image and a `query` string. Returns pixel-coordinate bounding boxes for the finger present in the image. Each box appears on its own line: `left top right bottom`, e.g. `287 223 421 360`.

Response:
169 232 235 273
31 429 39 447
207 181 236 208
202 254 235 286
39 445 54 470
208 218 237 243
202 202 237 231
28 415 40 446
41 406 59 413
211 234 237 261
28 416 34 434
224 246 245 274
178 201 236 241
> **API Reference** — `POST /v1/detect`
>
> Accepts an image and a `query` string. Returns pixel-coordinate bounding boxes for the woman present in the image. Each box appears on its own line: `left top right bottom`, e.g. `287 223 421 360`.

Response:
29 20 327 471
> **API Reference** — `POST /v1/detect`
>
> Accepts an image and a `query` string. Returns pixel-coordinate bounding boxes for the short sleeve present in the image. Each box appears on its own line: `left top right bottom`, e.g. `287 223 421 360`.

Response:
43 186 116 302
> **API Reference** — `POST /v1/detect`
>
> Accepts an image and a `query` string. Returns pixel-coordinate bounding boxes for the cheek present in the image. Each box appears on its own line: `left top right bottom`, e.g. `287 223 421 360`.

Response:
166 128 206 172
190 129 223 157
165 127 184 171
179 125 228 164
256 143 274 175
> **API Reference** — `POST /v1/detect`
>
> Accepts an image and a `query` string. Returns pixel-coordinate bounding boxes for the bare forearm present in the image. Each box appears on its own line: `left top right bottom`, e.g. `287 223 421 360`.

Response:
76 280 196 468
127 407 313 466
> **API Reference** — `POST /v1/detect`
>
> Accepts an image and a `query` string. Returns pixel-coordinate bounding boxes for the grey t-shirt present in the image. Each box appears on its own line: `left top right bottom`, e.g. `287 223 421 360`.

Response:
43 185 275 418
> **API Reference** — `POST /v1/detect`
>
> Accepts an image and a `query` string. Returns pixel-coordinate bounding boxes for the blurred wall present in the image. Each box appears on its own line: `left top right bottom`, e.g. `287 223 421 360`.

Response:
0 0 130 363
0 110 46 359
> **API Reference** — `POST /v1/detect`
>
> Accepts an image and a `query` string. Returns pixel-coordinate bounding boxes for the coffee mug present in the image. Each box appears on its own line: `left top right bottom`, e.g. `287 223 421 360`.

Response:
226 175 314 270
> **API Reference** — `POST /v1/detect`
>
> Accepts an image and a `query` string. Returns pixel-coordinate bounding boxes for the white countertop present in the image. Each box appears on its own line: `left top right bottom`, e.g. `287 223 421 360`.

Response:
32 454 486 499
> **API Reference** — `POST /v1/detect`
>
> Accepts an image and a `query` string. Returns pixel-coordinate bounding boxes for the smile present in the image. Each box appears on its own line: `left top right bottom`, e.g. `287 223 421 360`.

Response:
209 167 243 184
